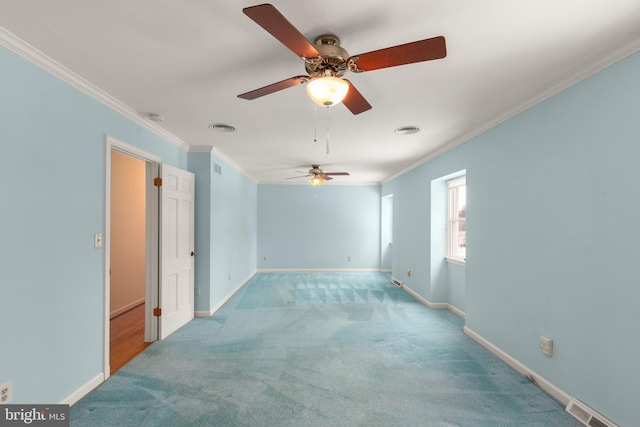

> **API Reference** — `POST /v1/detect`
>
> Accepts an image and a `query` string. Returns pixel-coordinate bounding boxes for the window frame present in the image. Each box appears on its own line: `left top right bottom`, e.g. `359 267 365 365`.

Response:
446 176 466 266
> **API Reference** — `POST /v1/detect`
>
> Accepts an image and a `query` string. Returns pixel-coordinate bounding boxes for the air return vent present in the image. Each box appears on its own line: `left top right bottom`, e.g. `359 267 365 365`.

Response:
566 399 616 427
390 278 403 288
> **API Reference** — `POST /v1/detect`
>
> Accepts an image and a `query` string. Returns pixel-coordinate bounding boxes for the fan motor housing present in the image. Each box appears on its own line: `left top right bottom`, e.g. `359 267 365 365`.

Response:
305 35 350 76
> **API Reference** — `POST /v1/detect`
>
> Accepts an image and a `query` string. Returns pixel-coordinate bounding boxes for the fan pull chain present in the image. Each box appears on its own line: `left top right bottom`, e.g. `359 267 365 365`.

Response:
326 107 330 154
313 104 318 143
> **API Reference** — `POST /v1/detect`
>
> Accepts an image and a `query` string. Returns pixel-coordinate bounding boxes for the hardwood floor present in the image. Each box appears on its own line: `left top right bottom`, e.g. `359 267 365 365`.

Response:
110 304 153 375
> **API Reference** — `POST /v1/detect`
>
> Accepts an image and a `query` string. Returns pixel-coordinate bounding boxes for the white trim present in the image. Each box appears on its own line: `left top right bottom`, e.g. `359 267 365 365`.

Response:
195 271 256 318
108 136 162 163
447 304 466 319
0 26 189 151
61 373 103 406
380 269 392 273
396 280 466 319
257 268 383 273
382 38 640 184
463 326 571 406
445 257 466 267
109 297 145 319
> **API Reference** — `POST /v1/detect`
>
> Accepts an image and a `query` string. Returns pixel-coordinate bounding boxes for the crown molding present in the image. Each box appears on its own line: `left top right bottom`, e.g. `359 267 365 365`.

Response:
382 37 640 185
0 26 189 151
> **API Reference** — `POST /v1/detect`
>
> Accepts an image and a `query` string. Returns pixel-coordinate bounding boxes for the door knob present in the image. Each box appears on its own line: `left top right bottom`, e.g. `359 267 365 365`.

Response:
191 251 197 257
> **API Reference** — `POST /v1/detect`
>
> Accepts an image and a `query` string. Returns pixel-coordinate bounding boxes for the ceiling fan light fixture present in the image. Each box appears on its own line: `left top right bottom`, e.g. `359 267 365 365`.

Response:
306 76 349 107
310 175 324 186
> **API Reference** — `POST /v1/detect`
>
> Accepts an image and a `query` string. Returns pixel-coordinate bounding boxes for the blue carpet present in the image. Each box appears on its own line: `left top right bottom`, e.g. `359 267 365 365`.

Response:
71 273 582 426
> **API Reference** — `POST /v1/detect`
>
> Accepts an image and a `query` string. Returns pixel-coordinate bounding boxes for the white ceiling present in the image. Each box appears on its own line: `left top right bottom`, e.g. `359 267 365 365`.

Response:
1 1 639 183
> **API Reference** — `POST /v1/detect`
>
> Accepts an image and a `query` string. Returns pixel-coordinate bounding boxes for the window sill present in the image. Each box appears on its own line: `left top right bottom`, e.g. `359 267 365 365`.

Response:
445 257 466 267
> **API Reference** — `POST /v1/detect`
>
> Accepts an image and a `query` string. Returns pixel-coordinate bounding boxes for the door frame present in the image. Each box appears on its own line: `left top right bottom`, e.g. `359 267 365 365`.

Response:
104 135 161 379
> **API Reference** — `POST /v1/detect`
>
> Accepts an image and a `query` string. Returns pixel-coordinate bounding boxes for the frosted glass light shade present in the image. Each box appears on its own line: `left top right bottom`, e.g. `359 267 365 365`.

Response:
306 77 349 107
310 176 323 186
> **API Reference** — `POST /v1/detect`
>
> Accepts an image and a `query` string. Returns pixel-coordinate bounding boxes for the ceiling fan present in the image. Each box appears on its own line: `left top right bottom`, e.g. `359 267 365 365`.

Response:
238 3 447 114
286 164 350 185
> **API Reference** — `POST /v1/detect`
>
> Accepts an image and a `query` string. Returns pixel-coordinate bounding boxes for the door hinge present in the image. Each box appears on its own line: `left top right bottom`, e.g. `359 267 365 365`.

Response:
153 177 162 187
153 307 162 317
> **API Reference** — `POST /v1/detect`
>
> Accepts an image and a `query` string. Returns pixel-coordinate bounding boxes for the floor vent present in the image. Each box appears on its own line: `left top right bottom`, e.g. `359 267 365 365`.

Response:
566 399 616 427
390 278 403 288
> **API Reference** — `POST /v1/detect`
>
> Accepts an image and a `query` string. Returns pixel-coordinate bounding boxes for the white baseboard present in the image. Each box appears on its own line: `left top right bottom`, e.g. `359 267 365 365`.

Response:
257 268 383 273
447 304 466 319
62 373 103 406
110 297 145 319
195 271 256 318
396 279 466 319
463 326 571 406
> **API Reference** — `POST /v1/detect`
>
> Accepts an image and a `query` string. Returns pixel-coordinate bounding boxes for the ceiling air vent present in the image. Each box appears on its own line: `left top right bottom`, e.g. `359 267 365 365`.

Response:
209 123 235 132
566 399 617 427
394 126 420 135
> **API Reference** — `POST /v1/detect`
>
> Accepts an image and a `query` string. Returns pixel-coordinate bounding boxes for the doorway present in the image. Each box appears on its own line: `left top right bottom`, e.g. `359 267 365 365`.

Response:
104 136 161 378
109 150 151 374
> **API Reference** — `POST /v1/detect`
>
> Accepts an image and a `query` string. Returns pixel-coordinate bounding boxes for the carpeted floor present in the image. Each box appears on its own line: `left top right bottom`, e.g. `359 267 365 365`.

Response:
71 272 582 426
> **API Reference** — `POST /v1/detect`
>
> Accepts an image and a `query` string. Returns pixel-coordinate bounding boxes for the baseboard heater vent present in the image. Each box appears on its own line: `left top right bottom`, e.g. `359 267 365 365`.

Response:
390 278 403 288
566 399 616 427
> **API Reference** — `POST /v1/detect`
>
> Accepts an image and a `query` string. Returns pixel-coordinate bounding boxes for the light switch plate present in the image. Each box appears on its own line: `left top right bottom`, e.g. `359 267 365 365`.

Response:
94 233 103 249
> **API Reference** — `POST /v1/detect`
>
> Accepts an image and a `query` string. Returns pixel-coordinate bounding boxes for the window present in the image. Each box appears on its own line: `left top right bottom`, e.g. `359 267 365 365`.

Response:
447 176 466 264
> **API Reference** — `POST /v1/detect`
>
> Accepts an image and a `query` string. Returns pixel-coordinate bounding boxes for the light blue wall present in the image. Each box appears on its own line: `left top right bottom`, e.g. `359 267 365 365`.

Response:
188 153 212 312
257 185 381 269
0 45 186 404
382 152 467 300
382 51 640 426
189 153 257 312
0 44 258 405
380 195 393 271
209 155 257 305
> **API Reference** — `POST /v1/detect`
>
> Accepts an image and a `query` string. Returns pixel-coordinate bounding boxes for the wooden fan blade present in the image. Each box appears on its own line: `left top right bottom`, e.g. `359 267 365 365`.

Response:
342 80 372 115
349 36 446 72
238 76 308 100
320 175 334 181
243 4 320 59
324 172 350 176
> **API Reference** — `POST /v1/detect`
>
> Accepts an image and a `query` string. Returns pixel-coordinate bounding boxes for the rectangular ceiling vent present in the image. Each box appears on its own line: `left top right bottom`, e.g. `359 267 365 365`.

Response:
566 399 617 427
213 163 222 176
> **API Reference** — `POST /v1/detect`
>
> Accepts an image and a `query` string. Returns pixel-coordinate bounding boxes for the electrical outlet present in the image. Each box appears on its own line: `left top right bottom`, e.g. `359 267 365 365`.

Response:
406 269 411 277
540 336 553 356
1 381 12 404
263 256 267 262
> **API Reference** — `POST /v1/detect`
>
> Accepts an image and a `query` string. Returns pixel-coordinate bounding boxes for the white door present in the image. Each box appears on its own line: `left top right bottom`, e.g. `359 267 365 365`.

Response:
159 164 195 339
